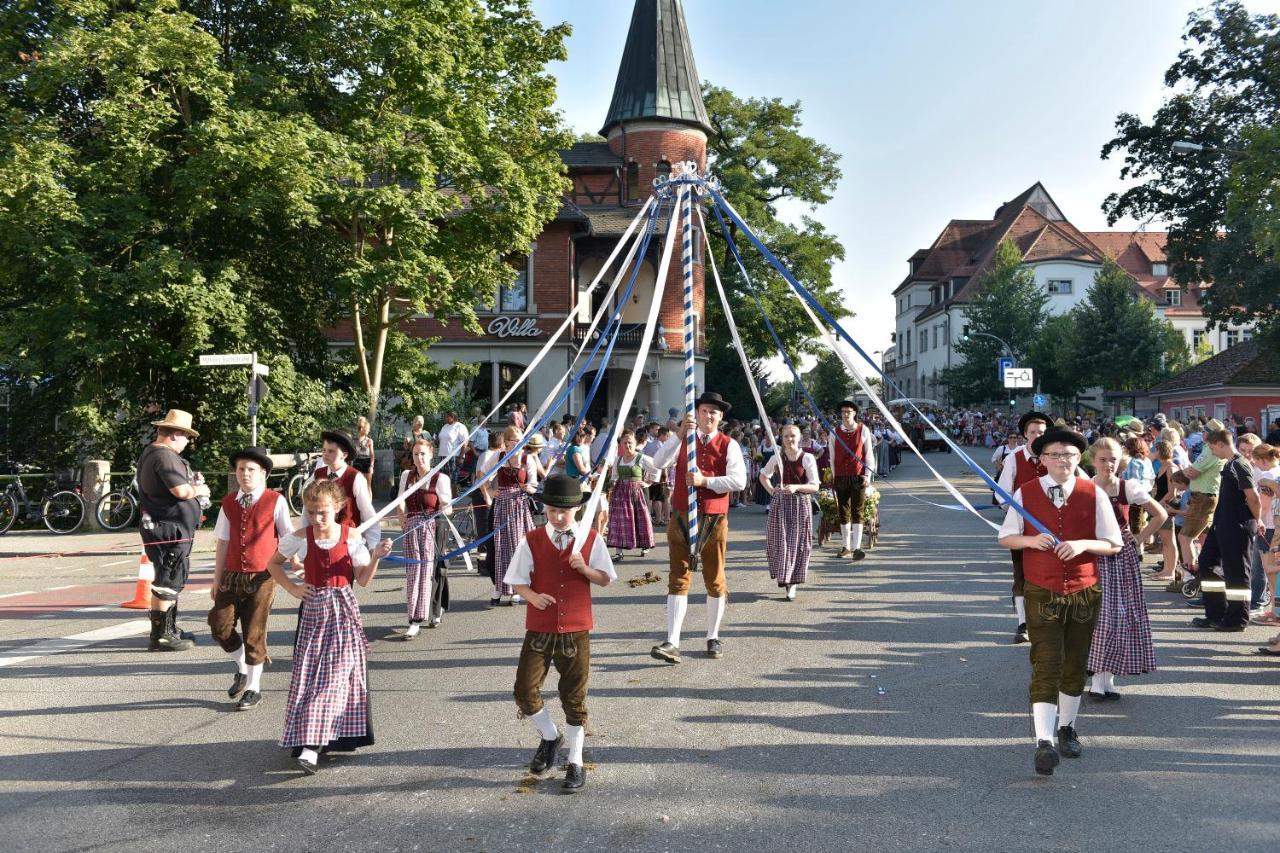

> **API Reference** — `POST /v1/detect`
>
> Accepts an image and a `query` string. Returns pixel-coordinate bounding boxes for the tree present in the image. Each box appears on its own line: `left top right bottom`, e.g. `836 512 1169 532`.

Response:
1101 1 1280 356
1027 313 1087 403
703 342 769 419
1193 333 1215 364
807 349 852 413
939 240 1049 405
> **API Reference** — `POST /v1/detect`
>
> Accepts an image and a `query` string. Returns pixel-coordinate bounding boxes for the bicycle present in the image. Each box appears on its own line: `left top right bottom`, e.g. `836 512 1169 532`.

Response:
285 450 323 516
95 475 140 531
0 465 87 535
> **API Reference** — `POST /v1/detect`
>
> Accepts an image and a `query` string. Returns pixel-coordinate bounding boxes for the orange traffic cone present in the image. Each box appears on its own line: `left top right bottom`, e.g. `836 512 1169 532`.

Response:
121 550 154 609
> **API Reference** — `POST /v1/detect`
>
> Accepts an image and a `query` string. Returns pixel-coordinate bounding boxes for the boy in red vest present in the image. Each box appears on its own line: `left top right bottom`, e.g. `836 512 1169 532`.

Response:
998 428 1122 777
208 447 296 710
827 401 876 560
995 411 1052 644
304 428 381 551
508 474 616 793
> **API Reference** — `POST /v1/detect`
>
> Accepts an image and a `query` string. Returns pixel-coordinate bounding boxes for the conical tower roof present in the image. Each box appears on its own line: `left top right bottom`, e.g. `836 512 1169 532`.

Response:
600 0 713 137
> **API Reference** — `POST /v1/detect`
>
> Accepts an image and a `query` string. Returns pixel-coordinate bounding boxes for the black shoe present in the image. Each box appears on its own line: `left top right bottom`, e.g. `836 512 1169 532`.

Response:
1056 724 1082 758
1088 691 1107 702
228 672 248 699
1104 691 1121 701
851 548 867 561
561 763 585 793
529 734 563 774
146 611 165 651
490 598 501 608
1034 740 1060 776
296 755 318 775
1213 622 1246 632
149 611 195 651
1191 617 1220 629
168 607 196 643
1014 623 1029 644
706 639 723 659
236 690 261 711
650 642 681 664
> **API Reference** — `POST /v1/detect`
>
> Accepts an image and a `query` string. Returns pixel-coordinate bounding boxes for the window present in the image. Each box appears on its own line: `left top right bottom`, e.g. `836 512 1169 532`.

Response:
656 159 672 180
498 255 530 313
626 162 640 200
1171 408 1182 422
1152 263 1168 277
1046 279 1073 295
1244 329 1254 342
1226 329 1240 348
1165 288 1181 307
1192 329 1207 349
919 330 928 353
932 326 939 348
963 324 971 339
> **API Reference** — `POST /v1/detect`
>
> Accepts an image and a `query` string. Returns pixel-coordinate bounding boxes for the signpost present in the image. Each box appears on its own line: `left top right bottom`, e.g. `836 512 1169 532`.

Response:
1003 367 1034 389
996 356 1015 382
199 353 269 444
1033 393 1047 408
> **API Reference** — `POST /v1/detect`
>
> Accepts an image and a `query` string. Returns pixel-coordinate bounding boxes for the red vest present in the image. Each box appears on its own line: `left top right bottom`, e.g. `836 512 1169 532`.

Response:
313 465 361 525
404 470 440 516
777 452 812 484
1105 480 1132 526
524 528 597 634
302 523 354 588
220 490 283 573
832 425 866 477
1012 449 1046 490
496 454 528 489
672 432 731 515
1021 479 1100 595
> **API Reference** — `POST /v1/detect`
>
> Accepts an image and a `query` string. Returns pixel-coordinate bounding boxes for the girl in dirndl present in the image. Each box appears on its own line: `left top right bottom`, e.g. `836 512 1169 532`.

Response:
396 438 452 639
607 429 657 560
267 479 392 775
759 424 820 600
490 425 539 606
1086 437 1166 700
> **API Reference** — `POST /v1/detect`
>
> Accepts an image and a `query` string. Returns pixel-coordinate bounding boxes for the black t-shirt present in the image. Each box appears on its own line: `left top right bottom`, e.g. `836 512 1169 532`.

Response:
1212 454 1255 528
136 444 198 523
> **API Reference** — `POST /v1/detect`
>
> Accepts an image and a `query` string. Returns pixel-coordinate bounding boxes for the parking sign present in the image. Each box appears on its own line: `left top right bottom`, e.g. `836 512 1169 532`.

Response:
996 356 1015 382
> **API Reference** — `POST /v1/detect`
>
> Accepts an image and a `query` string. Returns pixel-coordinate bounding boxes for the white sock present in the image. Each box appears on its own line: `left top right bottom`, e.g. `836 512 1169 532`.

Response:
299 747 319 764
850 523 864 551
492 584 501 599
840 524 851 549
1032 702 1057 743
405 623 420 638
1089 673 1104 695
565 724 585 766
786 584 797 600
666 595 688 647
1014 596 1026 624
530 708 559 741
1058 692 1081 728
1102 672 1116 693
233 644 248 675
245 663 263 693
706 595 726 640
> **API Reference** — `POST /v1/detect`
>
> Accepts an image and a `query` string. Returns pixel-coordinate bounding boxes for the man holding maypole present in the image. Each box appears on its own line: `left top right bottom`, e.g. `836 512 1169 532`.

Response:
650 392 747 664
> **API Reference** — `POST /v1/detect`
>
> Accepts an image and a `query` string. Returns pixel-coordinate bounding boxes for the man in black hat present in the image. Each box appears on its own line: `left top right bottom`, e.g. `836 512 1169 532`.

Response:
995 410 1052 643
649 392 747 663
828 401 876 560
303 428 381 550
998 427 1122 777
208 447 295 710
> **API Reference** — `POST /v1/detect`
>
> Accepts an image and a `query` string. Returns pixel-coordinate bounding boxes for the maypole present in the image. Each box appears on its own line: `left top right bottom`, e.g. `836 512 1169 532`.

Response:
678 163 700 568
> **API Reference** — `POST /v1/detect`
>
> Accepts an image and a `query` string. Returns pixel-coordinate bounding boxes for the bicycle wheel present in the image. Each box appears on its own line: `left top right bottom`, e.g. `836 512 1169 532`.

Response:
0 491 17 534
43 490 86 534
95 490 137 531
452 506 477 541
286 473 306 515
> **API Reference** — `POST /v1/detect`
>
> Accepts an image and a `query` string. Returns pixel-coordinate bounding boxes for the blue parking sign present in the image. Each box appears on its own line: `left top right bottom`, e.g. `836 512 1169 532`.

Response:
1033 393 1046 408
997 356 1015 381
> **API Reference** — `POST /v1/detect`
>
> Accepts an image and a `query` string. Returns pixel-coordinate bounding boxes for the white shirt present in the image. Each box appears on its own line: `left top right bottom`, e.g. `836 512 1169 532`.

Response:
652 431 748 494
212 484 295 541
277 527 372 567
642 436 663 458
998 474 1124 548
760 450 820 487
543 437 565 469
301 460 381 548
504 522 617 588
397 470 454 514
468 422 489 452
995 445 1037 506
1253 465 1276 530
437 421 469 458
612 452 661 482
991 444 1018 467
827 424 877 475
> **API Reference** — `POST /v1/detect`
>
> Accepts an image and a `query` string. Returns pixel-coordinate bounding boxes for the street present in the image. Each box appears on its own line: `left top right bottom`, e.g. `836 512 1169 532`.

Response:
1 450 1278 852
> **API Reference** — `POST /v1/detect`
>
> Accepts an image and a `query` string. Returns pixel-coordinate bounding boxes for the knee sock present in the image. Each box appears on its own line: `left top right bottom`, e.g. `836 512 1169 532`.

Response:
850 523 864 551
840 524 851 549
706 595 726 640
666 595 688 647
1101 672 1115 693
565 724 585 766
530 707 559 741
1032 702 1057 743
245 663 263 693
299 747 319 765
786 584 797 600
1058 692 1081 728
233 644 248 675
1014 596 1026 624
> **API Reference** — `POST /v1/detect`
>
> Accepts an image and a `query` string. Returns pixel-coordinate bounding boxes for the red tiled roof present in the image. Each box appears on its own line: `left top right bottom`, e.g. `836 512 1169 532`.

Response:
1147 339 1280 394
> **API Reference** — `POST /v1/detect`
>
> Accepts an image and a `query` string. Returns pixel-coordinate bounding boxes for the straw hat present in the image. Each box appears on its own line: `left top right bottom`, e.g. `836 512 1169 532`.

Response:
1206 418 1225 432
526 432 547 449
151 409 199 438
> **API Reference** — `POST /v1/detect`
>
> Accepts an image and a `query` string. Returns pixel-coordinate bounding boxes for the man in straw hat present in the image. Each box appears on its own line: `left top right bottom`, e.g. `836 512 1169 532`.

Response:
136 409 210 651
302 427 380 550
508 474 616 793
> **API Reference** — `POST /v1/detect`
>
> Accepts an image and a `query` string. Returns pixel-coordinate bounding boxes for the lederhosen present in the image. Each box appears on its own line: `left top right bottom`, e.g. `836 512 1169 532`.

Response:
832 425 867 524
207 490 283 665
668 432 732 597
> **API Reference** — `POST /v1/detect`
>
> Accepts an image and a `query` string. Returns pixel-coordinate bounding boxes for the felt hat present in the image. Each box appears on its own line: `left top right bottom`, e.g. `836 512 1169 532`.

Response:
526 432 547 449
538 474 588 508
229 446 273 474
151 409 199 438
320 428 356 459
838 400 860 411
1032 427 1088 456
1018 411 1051 435
694 391 732 414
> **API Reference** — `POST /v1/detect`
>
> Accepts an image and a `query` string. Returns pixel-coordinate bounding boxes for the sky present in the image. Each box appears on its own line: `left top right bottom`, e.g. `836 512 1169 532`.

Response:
531 0 1280 378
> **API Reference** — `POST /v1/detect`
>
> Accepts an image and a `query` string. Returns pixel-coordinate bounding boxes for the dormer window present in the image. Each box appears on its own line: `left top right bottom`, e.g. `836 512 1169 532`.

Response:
656 159 672 180
1152 263 1168 277
1165 288 1181 307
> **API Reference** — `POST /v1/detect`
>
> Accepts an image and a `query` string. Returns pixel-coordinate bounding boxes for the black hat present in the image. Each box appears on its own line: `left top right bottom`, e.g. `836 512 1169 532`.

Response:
1018 410 1052 435
1031 427 1087 457
538 474 589 508
838 400 860 411
229 446 273 474
320 428 356 459
694 391 732 414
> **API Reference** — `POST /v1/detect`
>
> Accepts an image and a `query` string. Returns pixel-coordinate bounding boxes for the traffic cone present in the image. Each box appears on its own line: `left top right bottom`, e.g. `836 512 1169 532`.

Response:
120 550 154 609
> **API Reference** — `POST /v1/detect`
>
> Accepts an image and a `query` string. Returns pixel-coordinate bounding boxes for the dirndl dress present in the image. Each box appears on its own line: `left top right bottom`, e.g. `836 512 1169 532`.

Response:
491 457 535 596
1087 482 1157 676
401 470 441 623
607 457 654 550
766 453 814 586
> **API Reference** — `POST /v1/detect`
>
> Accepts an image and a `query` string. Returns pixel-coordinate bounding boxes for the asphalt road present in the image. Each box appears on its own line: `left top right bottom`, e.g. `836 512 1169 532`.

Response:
1 450 1278 852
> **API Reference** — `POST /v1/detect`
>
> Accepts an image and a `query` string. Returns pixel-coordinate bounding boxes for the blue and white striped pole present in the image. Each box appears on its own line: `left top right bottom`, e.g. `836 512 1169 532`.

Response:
680 175 699 564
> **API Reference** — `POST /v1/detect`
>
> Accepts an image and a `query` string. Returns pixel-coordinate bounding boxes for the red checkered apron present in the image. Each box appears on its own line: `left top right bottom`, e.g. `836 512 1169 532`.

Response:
766 491 812 586
607 475 654 550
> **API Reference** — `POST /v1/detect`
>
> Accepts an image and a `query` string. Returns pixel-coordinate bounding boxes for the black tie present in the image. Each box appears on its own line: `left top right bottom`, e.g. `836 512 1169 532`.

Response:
555 531 571 550
1048 485 1065 507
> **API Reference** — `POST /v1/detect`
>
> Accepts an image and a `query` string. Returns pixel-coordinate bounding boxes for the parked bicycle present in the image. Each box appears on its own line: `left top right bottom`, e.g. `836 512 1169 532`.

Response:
285 451 323 516
0 465 87 534
95 474 140 531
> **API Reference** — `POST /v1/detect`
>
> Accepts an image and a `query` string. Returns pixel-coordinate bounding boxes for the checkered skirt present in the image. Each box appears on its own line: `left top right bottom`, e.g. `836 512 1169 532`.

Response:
280 586 372 749
1087 530 1157 676
607 478 654 550
766 491 812 585
403 513 437 622
492 485 535 596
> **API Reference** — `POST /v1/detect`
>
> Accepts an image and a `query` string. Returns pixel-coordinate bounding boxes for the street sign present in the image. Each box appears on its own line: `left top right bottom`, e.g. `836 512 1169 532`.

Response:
248 402 259 418
199 353 254 367
1003 367 1034 389
246 375 269 405
252 362 270 376
996 356 1015 382
1033 393 1047 408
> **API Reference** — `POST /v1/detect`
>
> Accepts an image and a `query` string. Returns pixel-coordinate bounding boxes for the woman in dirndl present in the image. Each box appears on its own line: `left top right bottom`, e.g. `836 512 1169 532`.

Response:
396 438 452 639
267 478 392 775
1086 437 1166 700
607 429 657 560
490 425 539 606
759 424 820 600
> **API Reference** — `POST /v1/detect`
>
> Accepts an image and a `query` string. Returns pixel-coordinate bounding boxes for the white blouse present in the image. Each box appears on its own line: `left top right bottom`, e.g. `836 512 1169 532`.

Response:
278 527 372 568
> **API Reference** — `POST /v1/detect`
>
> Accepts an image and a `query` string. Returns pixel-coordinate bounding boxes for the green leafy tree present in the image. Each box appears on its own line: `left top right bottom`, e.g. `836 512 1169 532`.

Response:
1028 313 1086 403
703 343 769 419
1193 334 1215 363
807 349 852 413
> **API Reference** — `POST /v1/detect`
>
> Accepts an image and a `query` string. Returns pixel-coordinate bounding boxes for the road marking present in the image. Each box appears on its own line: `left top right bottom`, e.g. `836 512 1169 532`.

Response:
0 590 35 599
0 619 150 667
101 558 133 567
48 585 74 591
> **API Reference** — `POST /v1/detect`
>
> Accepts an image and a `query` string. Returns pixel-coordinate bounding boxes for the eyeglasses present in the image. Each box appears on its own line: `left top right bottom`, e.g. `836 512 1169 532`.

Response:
1042 452 1080 461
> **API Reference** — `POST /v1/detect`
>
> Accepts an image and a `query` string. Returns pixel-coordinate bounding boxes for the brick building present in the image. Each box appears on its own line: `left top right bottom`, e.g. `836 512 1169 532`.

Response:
397 0 710 427
1113 339 1280 427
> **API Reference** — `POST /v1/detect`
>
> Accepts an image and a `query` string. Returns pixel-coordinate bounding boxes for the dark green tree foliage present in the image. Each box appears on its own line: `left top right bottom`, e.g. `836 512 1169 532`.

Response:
807 349 852 413
1027 313 1086 403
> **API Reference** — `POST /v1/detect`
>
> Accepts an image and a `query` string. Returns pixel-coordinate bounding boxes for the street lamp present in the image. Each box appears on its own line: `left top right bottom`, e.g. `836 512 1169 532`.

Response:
1171 140 1246 157
961 330 1013 358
